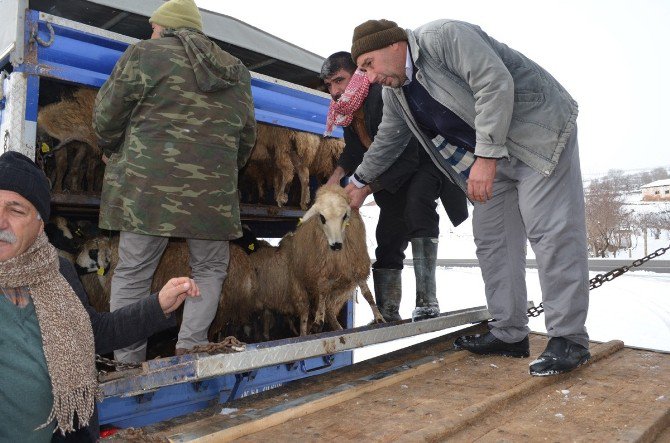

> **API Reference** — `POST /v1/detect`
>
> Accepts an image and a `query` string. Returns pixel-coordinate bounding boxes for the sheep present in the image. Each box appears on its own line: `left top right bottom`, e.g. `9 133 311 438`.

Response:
37 88 102 192
45 215 78 260
73 234 259 342
311 137 345 182
76 236 114 313
289 131 321 210
250 184 384 338
288 134 345 210
240 124 344 210
240 124 274 202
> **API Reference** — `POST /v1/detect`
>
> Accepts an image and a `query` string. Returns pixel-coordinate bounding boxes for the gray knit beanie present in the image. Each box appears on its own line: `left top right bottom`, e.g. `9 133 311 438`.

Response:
351 19 407 63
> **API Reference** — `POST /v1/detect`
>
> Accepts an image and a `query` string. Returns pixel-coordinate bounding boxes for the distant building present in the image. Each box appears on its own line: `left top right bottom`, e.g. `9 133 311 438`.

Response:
641 179 670 201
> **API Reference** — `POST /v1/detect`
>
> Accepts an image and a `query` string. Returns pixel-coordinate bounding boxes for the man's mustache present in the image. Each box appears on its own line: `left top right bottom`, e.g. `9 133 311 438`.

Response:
0 230 17 244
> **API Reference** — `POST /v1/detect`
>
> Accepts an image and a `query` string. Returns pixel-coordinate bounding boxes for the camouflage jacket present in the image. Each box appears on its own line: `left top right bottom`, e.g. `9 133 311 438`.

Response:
94 29 256 240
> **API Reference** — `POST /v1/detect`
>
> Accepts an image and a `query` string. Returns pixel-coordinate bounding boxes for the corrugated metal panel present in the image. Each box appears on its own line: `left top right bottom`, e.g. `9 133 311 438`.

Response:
28 0 325 87
86 0 324 72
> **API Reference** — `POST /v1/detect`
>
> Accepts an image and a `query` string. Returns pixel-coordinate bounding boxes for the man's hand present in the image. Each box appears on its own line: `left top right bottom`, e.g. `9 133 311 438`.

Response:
102 154 109 165
326 166 346 186
467 157 497 203
158 277 200 314
344 183 372 209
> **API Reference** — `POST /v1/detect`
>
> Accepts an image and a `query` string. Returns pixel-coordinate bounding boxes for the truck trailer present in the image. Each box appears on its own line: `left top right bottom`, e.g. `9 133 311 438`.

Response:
2 1 669 441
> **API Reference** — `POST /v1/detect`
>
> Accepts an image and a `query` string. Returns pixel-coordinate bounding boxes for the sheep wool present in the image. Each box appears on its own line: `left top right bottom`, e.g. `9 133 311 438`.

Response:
0 232 98 435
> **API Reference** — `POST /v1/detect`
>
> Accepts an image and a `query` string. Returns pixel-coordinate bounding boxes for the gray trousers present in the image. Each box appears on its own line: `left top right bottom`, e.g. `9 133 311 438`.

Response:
473 128 589 348
110 231 229 362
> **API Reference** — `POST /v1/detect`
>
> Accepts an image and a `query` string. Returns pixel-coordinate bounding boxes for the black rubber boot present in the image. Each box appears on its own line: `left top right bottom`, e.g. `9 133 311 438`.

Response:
372 268 403 322
411 237 440 320
529 337 591 376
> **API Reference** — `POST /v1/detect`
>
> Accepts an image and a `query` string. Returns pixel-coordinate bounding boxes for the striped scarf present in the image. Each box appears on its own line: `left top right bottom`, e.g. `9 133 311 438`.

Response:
0 231 98 435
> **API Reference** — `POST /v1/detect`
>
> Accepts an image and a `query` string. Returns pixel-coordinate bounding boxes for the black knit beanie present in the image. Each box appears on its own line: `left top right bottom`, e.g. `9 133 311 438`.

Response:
351 19 407 63
0 151 51 220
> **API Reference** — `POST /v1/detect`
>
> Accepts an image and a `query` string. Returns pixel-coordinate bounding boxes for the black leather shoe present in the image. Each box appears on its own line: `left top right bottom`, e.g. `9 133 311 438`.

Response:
453 331 530 358
529 337 591 376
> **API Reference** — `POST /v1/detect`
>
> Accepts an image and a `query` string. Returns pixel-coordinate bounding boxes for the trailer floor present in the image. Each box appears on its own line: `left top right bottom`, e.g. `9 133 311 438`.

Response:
123 324 670 442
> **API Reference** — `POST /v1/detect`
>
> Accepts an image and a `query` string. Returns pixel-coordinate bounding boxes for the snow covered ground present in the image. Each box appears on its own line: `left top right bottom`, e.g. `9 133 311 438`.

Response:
352 194 670 362
357 194 670 260
352 266 670 362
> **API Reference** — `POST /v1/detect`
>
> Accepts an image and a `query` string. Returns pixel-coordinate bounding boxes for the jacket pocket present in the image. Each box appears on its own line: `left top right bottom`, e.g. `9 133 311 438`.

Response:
514 92 545 103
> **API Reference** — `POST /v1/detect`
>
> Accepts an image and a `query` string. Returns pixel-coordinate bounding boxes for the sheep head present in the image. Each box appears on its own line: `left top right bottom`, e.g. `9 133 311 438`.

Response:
301 184 352 251
76 237 112 276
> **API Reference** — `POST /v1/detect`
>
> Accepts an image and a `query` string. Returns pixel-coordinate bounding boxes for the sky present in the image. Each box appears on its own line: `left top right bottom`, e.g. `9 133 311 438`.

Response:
195 0 670 177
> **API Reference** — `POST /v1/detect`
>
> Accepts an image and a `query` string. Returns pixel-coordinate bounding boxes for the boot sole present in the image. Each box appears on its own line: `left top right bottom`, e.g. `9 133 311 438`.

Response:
468 349 530 358
454 344 530 358
529 354 591 376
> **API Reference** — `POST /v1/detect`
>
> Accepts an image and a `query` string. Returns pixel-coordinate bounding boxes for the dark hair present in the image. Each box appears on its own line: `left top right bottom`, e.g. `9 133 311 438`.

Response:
320 51 357 80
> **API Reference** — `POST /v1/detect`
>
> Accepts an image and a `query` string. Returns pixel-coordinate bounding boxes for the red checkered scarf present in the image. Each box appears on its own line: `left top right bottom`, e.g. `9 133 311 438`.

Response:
324 69 370 136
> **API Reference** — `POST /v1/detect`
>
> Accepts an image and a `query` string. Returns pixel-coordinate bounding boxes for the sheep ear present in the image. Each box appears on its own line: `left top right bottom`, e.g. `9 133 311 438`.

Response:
301 205 319 223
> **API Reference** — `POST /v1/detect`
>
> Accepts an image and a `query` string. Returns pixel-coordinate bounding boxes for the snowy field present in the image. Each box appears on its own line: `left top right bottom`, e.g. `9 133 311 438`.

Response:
352 195 670 362
352 266 670 362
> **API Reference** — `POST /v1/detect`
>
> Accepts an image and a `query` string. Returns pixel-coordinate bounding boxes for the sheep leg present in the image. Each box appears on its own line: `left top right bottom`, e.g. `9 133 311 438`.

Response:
359 281 386 324
287 316 299 336
299 311 309 336
85 149 100 192
289 150 311 210
325 303 344 331
53 148 68 193
272 146 294 207
273 167 292 207
262 309 273 341
67 144 88 192
311 295 326 333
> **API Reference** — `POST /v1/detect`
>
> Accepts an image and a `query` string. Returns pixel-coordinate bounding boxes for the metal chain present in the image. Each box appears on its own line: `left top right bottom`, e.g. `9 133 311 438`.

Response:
527 243 670 317
95 354 142 372
94 336 245 374
2 130 8 153
180 336 246 355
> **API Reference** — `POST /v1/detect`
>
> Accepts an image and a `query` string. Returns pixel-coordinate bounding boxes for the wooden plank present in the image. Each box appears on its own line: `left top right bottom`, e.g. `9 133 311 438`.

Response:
398 340 625 442
166 352 469 442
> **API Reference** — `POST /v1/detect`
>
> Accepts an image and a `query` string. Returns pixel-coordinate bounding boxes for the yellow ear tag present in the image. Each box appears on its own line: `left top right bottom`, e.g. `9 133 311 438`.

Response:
297 218 303 226
97 267 105 276
41 142 51 153
344 221 350 227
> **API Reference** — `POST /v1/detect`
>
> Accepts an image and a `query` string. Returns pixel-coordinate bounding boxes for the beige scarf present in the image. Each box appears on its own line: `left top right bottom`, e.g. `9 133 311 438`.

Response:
0 231 98 435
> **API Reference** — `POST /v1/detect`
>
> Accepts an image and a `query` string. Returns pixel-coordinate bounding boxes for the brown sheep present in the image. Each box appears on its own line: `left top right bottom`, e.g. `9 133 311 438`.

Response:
251 185 384 338
289 131 321 210
37 88 101 192
240 123 297 208
311 137 345 181
288 134 345 210
240 124 274 202
74 236 258 342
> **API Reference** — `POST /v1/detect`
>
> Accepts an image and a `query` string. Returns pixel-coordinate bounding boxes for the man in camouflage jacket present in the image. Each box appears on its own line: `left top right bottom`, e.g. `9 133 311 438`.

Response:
94 0 256 360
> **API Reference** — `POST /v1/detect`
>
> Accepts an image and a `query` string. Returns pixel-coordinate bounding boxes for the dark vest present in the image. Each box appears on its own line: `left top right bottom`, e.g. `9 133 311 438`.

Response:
402 68 476 151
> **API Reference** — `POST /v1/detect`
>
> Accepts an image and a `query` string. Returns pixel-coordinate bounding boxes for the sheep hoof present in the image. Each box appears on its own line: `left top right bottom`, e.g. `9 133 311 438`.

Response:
310 320 324 334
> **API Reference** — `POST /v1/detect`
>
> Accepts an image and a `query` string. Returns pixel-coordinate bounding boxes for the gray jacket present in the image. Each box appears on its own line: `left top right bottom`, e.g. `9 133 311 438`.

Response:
355 19 579 191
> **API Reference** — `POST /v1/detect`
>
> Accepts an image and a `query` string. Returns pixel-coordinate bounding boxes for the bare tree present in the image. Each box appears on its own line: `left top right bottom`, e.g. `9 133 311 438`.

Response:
585 180 632 257
631 203 670 255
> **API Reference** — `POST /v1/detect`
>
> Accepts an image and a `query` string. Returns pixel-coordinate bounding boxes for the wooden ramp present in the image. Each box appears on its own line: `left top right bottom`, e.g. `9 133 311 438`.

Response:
126 325 670 442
